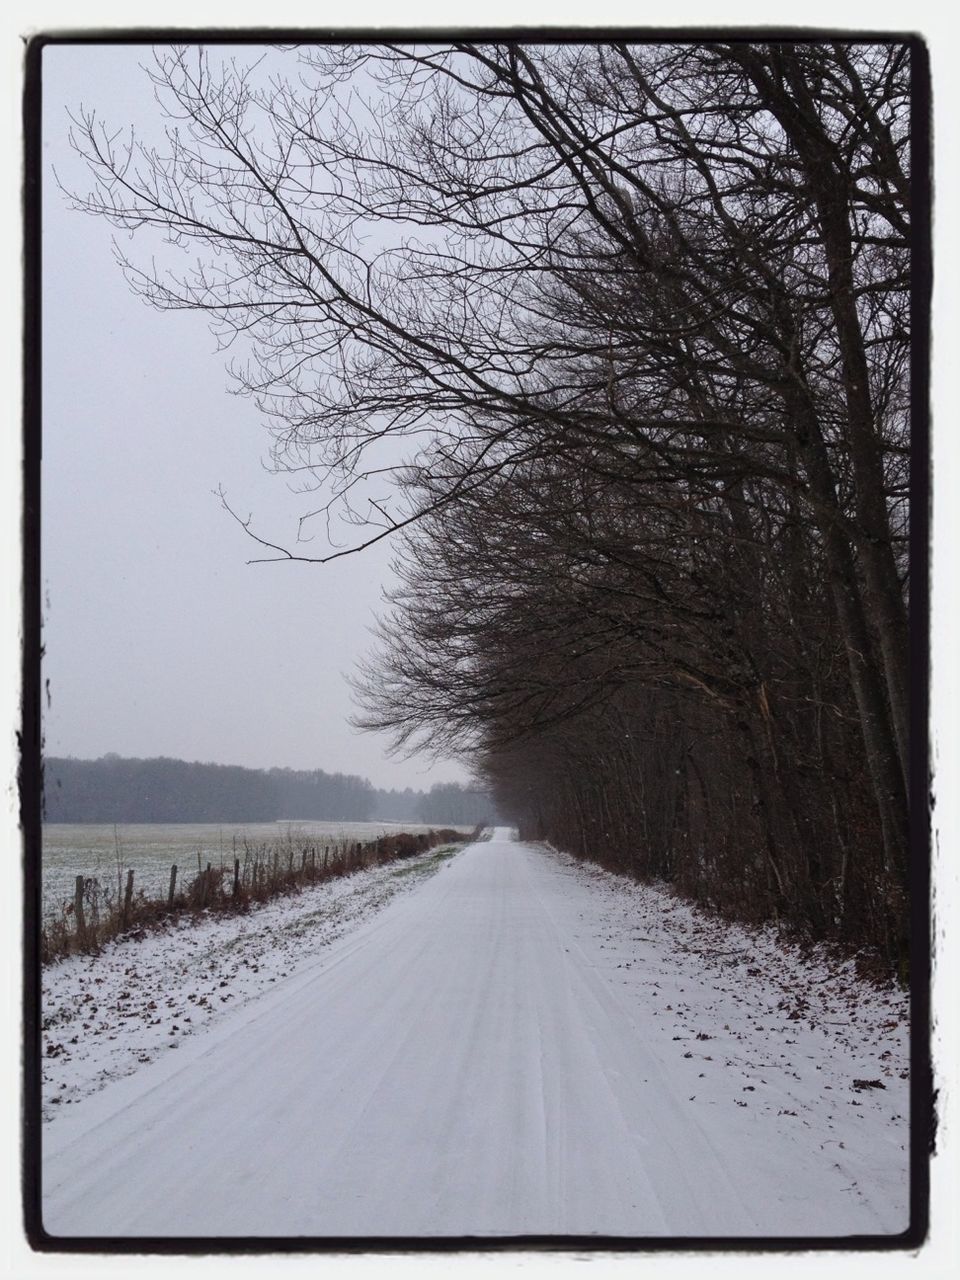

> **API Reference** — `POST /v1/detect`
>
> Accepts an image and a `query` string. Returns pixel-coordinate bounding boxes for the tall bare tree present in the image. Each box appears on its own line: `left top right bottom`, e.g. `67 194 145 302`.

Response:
67 38 915 964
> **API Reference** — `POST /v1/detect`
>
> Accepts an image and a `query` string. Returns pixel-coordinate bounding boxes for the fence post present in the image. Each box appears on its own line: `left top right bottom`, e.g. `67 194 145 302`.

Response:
233 857 241 898
74 875 86 950
168 864 178 909
122 868 135 929
202 862 212 908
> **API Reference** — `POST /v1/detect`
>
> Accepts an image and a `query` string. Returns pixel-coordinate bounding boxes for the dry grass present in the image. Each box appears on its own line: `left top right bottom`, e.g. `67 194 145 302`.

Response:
41 826 477 965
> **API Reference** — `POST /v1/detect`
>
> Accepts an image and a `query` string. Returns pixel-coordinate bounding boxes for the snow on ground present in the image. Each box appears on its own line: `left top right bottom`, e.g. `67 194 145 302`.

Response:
41 843 462 1120
538 844 910 1231
41 831 909 1239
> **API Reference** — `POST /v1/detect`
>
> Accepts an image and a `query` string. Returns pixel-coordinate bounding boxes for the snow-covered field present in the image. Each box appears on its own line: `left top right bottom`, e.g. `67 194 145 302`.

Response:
41 831 909 1240
41 820 468 922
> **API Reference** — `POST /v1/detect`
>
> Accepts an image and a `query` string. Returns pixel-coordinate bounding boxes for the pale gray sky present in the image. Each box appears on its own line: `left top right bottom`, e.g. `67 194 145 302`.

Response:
40 42 467 791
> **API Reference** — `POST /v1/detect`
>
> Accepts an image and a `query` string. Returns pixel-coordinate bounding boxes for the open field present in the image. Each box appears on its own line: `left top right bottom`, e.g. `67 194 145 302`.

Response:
40 821 471 924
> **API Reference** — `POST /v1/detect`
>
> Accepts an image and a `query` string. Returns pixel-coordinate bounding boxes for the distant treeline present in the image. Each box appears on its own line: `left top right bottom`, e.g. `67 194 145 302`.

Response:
42 755 493 827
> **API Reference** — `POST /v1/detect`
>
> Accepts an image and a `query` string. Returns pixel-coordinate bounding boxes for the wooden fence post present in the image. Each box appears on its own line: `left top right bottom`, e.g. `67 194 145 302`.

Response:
233 857 241 898
168 864 178 909
74 875 86 949
122 868 134 929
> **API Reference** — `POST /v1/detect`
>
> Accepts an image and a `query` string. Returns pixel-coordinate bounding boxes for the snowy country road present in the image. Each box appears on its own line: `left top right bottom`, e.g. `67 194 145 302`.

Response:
42 830 908 1239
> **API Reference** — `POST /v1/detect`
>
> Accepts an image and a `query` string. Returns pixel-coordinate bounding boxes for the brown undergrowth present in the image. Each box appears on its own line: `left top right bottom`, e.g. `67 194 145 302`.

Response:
42 826 480 965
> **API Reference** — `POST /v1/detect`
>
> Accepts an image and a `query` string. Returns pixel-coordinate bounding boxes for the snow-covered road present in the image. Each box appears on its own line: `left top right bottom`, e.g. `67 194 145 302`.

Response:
42 830 908 1239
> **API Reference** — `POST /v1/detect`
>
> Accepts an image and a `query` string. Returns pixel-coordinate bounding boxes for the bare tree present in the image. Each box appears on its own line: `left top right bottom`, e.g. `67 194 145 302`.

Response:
66 38 914 965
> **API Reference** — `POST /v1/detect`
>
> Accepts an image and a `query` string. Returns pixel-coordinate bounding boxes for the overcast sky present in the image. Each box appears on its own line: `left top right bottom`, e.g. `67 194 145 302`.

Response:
40 42 468 792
